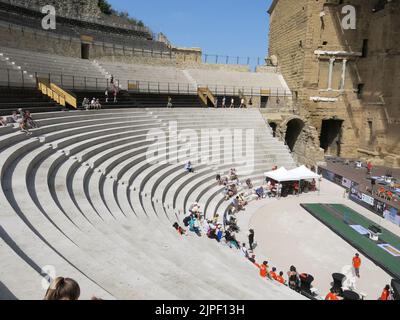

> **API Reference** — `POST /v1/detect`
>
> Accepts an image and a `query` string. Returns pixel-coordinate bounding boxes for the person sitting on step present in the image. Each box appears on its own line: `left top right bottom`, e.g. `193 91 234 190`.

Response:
185 161 194 173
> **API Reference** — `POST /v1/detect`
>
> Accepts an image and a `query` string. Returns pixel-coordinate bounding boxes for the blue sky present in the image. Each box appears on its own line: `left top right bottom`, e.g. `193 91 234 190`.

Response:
109 0 272 62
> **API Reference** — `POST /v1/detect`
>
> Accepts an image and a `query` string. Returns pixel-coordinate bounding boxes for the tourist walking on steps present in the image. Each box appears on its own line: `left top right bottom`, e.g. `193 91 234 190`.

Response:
105 89 109 103
230 98 235 108
248 229 255 251
352 253 361 278
222 97 226 108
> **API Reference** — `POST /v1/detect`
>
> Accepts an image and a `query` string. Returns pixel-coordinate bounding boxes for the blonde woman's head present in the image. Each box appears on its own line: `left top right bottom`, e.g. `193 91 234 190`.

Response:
44 277 80 300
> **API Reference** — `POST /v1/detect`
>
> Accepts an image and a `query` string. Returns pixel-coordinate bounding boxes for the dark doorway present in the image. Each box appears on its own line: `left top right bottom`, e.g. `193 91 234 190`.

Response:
320 119 343 156
81 43 90 60
260 96 269 108
285 119 305 152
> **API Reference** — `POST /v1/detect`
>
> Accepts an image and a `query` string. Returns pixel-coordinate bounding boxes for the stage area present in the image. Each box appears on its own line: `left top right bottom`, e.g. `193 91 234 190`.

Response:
246 179 395 300
301 203 400 280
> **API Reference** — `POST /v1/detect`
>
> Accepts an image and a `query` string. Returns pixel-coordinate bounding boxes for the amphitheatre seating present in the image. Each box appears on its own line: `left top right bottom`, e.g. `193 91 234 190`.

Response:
97 61 196 92
72 91 204 109
0 107 303 300
0 46 107 89
185 69 292 96
0 88 62 116
128 93 204 108
96 61 292 97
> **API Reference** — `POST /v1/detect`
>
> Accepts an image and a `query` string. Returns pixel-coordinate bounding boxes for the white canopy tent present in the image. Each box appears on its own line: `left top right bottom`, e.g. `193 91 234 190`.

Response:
288 165 320 181
264 165 321 196
263 167 290 182
264 166 319 182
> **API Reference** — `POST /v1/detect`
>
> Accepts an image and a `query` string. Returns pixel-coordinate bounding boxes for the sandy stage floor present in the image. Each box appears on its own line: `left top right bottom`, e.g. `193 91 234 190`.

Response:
237 179 397 300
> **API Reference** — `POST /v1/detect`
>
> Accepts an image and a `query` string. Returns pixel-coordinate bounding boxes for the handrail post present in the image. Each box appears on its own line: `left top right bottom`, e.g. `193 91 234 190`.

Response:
7 69 10 88
61 74 63 87
96 77 98 90
21 70 24 88
72 75 75 89
84 76 87 90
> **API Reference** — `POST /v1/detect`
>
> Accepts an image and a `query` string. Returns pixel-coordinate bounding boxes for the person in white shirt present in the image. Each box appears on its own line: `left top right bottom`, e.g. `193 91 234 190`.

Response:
241 243 249 258
230 98 235 108
222 97 226 108
240 98 245 108
95 99 102 110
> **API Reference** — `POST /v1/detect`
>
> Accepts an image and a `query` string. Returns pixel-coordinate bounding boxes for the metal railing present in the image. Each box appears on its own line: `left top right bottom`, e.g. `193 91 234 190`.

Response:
202 54 265 67
0 68 293 98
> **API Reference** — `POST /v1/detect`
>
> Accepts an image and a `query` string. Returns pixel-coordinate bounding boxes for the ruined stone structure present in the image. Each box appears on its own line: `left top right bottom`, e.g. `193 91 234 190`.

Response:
2 0 102 20
267 0 400 167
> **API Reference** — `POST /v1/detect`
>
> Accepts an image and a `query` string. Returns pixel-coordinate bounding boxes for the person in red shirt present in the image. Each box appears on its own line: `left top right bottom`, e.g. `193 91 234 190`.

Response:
367 161 373 175
352 253 362 278
259 261 270 279
380 285 391 300
325 289 339 301
270 267 278 281
276 272 286 285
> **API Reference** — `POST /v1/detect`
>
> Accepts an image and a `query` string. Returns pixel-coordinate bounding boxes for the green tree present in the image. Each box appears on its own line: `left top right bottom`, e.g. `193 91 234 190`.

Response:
98 0 112 15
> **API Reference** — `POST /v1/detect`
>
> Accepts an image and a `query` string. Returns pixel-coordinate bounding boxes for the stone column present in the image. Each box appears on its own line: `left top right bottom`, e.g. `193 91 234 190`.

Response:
340 59 348 91
328 57 335 91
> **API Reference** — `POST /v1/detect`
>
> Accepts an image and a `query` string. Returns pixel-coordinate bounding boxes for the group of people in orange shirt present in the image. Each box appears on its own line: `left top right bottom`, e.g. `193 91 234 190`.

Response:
254 260 286 285
325 253 394 300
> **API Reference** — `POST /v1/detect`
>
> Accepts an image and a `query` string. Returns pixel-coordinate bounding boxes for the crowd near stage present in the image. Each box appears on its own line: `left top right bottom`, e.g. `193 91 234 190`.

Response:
318 158 400 226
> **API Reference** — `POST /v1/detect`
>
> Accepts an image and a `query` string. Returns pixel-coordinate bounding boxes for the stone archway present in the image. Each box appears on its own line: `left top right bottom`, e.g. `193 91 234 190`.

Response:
284 118 306 152
276 116 325 166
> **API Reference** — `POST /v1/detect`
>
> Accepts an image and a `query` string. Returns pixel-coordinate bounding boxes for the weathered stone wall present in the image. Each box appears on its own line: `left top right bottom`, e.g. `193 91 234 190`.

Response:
0 24 81 57
268 0 400 167
2 0 102 20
